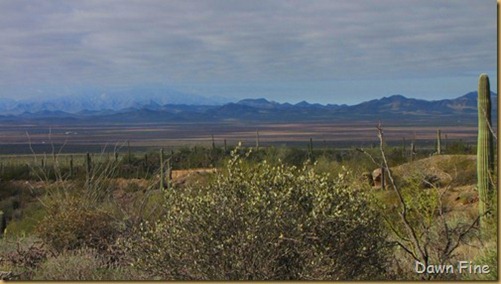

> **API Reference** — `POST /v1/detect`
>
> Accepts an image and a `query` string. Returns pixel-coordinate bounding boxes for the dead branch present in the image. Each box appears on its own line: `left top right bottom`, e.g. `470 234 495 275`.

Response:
376 123 428 266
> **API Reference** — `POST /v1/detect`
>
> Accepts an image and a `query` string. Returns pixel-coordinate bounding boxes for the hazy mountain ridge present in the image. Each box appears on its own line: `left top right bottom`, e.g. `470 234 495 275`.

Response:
0 86 232 115
0 91 497 125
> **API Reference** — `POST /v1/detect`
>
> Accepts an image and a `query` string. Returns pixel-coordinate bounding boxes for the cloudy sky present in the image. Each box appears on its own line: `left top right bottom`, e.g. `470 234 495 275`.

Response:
0 0 496 104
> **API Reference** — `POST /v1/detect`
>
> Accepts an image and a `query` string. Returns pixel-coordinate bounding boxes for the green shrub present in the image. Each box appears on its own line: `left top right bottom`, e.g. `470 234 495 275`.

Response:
124 146 391 280
36 194 120 252
436 155 476 186
0 164 32 180
4 204 45 237
281 147 309 166
446 140 475 155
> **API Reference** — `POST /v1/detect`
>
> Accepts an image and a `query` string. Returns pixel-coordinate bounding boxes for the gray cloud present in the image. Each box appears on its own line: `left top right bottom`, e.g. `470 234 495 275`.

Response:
0 0 496 99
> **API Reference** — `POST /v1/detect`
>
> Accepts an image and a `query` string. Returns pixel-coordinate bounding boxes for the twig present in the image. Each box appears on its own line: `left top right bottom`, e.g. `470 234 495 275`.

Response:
376 122 429 267
355 148 380 167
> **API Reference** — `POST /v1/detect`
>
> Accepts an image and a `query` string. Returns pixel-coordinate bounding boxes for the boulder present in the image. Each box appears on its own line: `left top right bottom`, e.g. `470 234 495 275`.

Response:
372 168 387 189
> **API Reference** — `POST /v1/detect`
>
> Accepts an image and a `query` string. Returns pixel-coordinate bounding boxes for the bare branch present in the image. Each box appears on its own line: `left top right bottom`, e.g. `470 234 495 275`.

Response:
376 123 429 265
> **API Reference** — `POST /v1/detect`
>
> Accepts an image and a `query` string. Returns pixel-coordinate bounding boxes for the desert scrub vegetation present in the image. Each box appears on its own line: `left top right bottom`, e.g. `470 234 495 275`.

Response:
122 145 392 280
361 124 494 281
0 154 155 280
0 123 494 280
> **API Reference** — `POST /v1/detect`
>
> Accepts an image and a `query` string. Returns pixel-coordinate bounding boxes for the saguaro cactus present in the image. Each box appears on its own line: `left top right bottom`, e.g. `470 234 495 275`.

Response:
256 130 260 150
85 152 92 189
477 73 494 226
410 141 416 161
166 157 172 190
69 155 74 178
436 129 442 155
160 148 164 190
308 138 313 160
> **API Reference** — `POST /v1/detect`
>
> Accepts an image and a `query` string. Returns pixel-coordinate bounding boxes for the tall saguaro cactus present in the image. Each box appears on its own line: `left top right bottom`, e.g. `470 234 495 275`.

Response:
436 129 442 155
410 142 416 161
160 148 164 190
166 156 172 190
256 130 260 150
85 152 92 189
477 73 494 227
69 155 74 178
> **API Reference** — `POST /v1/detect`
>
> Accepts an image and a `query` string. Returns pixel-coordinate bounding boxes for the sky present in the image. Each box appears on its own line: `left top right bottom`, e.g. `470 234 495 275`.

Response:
0 0 497 105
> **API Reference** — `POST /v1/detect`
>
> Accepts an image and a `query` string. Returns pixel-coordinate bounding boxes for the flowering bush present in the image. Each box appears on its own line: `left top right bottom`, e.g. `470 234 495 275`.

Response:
125 146 391 280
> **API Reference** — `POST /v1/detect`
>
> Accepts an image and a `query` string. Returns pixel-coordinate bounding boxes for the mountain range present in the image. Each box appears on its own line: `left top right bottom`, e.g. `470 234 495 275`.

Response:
0 91 497 125
0 85 231 115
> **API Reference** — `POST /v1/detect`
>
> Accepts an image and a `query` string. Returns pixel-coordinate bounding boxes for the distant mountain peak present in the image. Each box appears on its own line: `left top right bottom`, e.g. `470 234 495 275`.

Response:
387 94 406 99
236 98 279 109
295 100 311 107
237 98 272 104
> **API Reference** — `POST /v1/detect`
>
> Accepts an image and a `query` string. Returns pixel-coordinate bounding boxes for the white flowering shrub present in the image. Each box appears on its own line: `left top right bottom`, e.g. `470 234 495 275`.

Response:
125 146 391 280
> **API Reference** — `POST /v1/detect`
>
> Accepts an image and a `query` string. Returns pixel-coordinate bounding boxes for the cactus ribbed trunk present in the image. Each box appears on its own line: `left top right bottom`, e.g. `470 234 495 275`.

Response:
436 129 441 155
166 157 172 190
410 142 416 161
69 155 74 178
256 130 260 150
477 74 494 228
160 148 164 190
